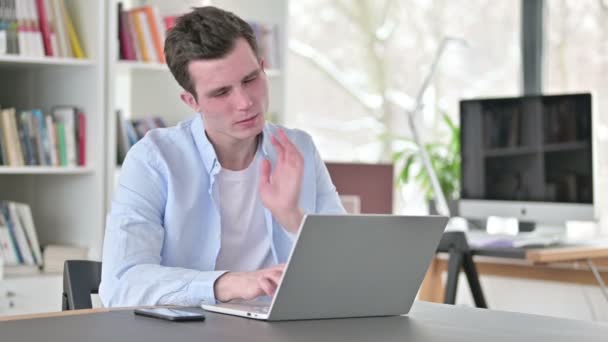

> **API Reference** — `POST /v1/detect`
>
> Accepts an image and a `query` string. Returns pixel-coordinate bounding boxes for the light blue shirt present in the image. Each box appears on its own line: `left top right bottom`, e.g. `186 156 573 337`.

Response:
99 115 345 307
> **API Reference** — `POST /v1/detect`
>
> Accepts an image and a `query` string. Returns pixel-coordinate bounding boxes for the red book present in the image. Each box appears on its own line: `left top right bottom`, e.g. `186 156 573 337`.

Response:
77 111 86 166
35 0 53 56
118 2 135 60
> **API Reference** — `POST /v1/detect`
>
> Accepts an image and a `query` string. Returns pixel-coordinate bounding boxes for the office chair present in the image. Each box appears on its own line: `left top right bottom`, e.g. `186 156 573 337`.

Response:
437 231 487 308
62 260 102 310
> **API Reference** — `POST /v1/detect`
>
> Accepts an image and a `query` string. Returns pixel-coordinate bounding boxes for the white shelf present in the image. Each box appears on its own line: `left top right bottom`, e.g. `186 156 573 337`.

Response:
0 167 94 175
0 55 96 67
115 60 169 72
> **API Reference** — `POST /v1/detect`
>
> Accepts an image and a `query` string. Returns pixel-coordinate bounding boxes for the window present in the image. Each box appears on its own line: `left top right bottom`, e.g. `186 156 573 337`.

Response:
286 0 521 163
544 0 608 226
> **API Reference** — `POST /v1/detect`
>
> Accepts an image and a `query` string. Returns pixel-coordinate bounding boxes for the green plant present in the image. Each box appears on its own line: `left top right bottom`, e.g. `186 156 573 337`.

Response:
392 113 461 200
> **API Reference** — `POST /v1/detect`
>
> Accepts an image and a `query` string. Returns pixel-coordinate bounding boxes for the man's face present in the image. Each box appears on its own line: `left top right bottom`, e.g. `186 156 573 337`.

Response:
181 38 269 145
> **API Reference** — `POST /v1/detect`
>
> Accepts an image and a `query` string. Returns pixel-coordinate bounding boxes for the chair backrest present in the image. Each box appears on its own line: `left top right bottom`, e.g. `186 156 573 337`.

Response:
62 260 102 311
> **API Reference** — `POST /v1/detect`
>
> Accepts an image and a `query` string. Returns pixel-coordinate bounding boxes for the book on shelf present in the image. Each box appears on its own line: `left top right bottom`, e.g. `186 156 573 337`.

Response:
117 3 167 63
0 105 86 167
116 5 281 70
116 110 166 165
0 0 85 58
0 200 42 270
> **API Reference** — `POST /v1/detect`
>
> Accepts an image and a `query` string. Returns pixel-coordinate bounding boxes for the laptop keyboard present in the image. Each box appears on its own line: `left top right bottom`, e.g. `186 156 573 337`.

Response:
248 305 269 314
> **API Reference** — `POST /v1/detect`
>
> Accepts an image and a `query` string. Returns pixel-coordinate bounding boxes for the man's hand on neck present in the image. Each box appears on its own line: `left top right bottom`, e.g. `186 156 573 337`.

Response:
258 129 305 233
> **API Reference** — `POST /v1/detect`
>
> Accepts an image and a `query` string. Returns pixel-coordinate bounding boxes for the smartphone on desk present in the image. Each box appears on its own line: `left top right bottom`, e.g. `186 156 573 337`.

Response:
134 308 206 322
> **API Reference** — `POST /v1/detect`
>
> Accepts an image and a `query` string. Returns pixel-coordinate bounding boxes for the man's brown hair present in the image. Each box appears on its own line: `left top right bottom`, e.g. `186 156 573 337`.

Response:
164 6 259 98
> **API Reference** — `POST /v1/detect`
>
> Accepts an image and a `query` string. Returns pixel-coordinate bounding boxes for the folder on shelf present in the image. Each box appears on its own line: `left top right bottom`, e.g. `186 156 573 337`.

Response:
42 0 59 57
1 108 25 167
18 111 38 166
141 6 165 63
0 201 43 268
130 10 150 62
0 215 20 266
50 0 71 57
26 0 45 57
16 202 42 265
117 2 135 60
59 0 84 59
53 106 77 167
45 113 59 166
35 0 53 56
33 109 52 166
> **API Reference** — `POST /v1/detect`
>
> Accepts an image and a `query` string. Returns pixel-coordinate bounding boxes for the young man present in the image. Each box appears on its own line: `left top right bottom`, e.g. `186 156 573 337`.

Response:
99 6 345 307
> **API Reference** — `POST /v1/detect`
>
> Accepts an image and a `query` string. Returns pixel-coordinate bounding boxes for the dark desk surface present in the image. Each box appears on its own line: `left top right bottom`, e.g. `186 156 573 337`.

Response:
2 301 607 342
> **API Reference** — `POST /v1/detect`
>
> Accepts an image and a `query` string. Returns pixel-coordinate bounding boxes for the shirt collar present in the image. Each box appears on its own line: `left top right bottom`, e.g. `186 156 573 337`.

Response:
190 114 278 175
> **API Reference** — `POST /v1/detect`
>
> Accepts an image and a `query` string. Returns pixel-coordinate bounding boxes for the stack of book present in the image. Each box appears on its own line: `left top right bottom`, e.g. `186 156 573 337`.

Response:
116 3 281 69
116 110 166 165
0 106 85 167
0 0 85 58
117 3 167 63
0 201 42 274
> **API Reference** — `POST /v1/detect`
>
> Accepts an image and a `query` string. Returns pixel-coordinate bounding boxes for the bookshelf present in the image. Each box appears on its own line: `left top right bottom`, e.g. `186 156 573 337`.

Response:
0 0 106 315
106 0 288 205
0 0 289 316
0 166 93 175
0 56 96 67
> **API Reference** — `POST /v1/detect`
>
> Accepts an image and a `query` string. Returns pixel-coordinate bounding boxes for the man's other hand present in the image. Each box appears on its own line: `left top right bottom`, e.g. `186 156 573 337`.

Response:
214 264 285 302
258 129 304 233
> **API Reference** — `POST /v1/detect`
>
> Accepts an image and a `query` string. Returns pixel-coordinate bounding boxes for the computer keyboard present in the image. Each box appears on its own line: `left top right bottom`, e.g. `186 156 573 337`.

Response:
466 231 563 249
511 236 562 248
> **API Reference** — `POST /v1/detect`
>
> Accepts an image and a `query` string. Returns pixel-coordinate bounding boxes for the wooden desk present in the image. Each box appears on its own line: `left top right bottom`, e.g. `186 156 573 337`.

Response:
419 245 608 303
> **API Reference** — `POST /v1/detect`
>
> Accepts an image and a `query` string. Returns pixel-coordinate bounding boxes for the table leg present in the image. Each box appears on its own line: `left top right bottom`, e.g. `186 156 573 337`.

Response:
586 259 608 302
419 258 444 303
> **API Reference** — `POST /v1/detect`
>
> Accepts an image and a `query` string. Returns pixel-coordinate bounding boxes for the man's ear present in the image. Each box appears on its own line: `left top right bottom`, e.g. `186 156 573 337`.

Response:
180 91 199 112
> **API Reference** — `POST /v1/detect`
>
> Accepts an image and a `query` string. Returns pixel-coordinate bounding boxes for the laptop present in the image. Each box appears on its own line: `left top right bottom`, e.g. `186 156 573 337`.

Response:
202 214 448 321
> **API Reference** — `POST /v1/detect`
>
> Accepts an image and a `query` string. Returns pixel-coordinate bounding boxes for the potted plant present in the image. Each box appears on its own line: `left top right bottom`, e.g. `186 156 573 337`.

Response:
392 113 460 214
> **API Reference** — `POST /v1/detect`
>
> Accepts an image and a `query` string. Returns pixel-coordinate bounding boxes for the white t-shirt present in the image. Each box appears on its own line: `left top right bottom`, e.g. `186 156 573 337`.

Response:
214 154 275 272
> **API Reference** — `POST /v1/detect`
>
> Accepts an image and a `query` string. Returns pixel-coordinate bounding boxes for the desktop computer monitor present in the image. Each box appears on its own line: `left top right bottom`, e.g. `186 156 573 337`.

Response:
459 93 595 227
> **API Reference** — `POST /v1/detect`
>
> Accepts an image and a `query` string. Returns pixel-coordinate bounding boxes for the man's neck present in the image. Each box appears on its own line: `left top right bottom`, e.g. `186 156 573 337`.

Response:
207 132 260 171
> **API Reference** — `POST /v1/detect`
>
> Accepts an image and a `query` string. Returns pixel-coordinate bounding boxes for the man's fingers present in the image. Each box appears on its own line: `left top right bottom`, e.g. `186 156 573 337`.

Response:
270 135 285 161
265 269 283 286
268 263 285 271
277 129 298 156
258 276 277 296
259 159 271 187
